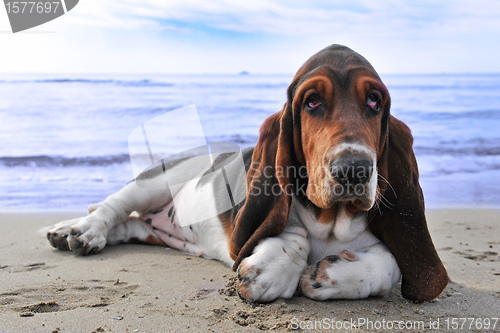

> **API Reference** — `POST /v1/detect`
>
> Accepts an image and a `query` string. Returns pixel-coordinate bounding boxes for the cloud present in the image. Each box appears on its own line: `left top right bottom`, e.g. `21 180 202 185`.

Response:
1 0 499 74
64 0 500 38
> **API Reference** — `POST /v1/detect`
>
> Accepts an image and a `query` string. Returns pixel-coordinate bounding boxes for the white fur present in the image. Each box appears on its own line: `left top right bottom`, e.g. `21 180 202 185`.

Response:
237 226 310 302
327 142 376 162
106 218 157 245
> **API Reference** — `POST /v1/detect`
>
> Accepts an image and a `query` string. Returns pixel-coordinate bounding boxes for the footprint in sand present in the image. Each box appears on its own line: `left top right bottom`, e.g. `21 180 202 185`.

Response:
454 249 499 262
0 279 139 315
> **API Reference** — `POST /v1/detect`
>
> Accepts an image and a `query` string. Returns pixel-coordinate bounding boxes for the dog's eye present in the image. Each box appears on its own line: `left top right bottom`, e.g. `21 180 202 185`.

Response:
366 93 381 112
305 94 322 111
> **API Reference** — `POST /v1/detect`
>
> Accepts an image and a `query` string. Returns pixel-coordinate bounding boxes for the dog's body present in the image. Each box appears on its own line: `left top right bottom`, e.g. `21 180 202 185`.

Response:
48 45 448 303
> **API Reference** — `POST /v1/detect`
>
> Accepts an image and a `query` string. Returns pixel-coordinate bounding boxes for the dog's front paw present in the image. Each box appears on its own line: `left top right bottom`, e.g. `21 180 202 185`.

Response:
237 257 301 303
300 248 401 301
47 216 107 256
236 237 308 303
300 250 364 300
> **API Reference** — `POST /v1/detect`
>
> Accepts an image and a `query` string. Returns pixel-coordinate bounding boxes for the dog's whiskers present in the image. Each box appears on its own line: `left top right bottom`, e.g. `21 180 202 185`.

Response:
375 186 395 211
377 175 397 199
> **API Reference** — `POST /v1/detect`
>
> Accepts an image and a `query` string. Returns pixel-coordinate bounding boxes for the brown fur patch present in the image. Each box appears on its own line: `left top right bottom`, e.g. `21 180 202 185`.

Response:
218 211 235 241
315 260 334 282
127 235 166 246
317 205 337 224
344 204 358 218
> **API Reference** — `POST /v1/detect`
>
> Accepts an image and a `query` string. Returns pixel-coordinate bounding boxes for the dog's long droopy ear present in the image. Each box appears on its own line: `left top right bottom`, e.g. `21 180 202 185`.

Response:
229 103 294 271
370 116 449 303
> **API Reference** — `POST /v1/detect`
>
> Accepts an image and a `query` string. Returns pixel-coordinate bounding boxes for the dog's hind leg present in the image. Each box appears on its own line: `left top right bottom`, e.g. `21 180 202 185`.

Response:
105 218 166 247
106 216 204 257
47 177 173 256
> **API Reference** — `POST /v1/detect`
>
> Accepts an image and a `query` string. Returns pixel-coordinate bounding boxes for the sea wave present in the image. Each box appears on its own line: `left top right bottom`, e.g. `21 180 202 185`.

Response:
388 83 500 90
206 134 258 146
0 78 289 89
0 154 131 167
185 82 288 89
415 145 500 156
0 78 174 87
417 109 500 120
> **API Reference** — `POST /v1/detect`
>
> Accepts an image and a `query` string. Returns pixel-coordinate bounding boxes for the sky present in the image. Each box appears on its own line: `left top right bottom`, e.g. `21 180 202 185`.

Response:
1 0 500 74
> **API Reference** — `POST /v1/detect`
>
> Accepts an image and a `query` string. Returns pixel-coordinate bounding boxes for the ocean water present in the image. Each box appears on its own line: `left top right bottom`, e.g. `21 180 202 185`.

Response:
0 73 499 211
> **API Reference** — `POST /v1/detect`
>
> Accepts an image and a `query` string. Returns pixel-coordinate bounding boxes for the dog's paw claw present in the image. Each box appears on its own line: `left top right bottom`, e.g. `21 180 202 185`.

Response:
47 233 70 251
68 236 87 256
70 229 82 237
88 247 98 255
311 281 322 289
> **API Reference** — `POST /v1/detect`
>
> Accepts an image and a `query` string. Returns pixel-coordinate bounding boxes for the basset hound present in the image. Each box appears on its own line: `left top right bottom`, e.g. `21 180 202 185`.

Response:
47 44 449 303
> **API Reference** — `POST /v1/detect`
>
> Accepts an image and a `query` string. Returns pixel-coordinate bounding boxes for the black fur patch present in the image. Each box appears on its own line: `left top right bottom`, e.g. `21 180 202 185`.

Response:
324 255 340 263
310 262 322 281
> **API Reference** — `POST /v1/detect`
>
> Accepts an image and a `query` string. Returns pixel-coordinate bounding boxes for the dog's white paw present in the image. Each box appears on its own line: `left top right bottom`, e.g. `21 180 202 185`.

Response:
47 216 108 256
237 235 308 303
47 218 79 251
300 248 400 300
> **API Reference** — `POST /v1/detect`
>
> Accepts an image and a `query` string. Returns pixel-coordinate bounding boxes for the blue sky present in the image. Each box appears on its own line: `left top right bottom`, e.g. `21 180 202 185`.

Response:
1 0 500 74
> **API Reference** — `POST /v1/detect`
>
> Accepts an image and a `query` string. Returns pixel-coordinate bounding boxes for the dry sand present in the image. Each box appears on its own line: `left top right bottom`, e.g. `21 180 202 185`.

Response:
0 209 499 332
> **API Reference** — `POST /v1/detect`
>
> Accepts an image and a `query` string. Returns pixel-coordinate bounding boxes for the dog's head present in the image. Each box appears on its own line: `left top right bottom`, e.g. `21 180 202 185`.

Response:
286 45 390 211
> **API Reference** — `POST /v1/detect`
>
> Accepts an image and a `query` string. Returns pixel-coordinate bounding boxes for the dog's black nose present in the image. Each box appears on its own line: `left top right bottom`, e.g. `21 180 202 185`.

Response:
330 158 373 186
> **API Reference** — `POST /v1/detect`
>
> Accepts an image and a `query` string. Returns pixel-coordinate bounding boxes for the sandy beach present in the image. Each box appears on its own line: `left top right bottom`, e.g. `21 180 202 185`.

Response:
0 209 498 332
